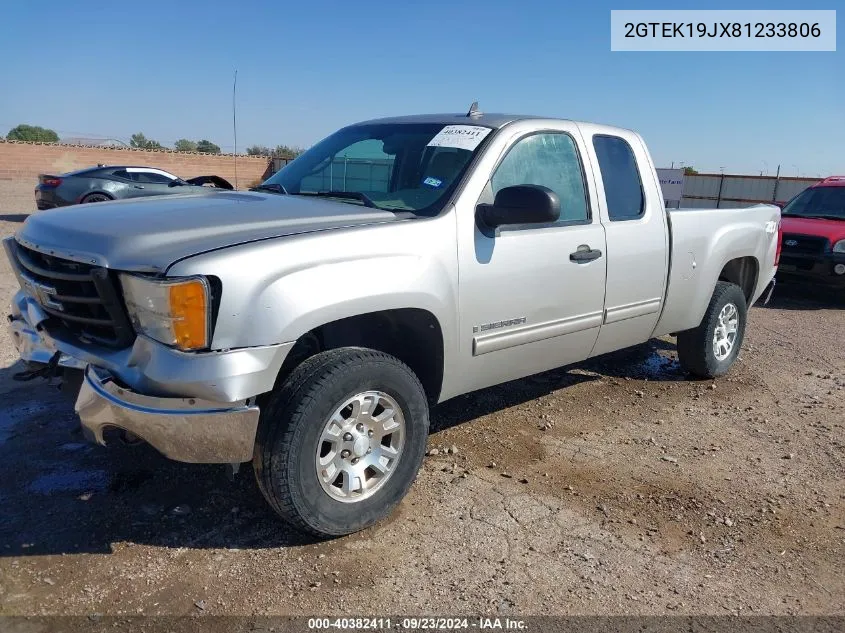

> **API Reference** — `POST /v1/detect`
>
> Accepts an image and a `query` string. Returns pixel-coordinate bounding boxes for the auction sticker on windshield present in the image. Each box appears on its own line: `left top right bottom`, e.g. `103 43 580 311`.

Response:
427 125 492 151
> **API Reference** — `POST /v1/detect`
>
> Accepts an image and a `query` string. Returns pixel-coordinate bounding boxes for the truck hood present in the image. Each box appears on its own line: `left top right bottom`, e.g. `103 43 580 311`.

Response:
16 191 400 272
780 216 845 242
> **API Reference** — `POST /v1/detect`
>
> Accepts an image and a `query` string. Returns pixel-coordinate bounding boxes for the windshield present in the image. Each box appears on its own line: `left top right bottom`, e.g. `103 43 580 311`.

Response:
782 186 845 220
260 122 493 214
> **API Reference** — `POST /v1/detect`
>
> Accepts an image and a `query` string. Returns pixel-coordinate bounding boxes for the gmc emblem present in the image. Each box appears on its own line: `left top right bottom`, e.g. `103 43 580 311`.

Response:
20 273 64 312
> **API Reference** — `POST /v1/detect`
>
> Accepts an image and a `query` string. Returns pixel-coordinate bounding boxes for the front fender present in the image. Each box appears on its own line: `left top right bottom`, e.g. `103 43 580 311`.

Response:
256 255 452 344
166 218 459 353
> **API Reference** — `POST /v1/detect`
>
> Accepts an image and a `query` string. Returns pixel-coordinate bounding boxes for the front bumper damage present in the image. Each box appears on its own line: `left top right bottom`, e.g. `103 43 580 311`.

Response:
8 289 293 463
8 297 86 371
76 366 259 463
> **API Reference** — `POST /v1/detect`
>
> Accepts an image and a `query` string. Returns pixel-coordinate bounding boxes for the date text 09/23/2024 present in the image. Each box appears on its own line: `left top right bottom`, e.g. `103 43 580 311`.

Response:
307 617 527 630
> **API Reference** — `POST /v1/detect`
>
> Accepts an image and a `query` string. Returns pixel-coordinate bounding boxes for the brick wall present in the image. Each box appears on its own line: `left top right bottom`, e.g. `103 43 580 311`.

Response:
0 141 273 214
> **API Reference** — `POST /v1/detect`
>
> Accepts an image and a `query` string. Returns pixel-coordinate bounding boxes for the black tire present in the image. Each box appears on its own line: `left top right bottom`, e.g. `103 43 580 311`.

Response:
253 347 429 537
81 193 112 204
677 281 747 378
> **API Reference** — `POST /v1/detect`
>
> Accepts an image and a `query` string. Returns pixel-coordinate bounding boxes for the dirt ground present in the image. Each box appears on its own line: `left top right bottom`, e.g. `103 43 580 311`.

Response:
0 208 842 617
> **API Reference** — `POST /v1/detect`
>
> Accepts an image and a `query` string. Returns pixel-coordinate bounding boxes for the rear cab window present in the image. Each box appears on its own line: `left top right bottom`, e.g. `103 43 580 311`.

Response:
592 135 645 221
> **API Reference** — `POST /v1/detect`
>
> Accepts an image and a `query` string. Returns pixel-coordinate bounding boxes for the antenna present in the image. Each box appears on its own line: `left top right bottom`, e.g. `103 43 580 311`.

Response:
232 69 238 189
466 101 481 118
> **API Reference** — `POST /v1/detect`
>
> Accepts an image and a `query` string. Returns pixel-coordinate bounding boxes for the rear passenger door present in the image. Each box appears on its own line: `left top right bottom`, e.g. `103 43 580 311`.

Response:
582 129 669 356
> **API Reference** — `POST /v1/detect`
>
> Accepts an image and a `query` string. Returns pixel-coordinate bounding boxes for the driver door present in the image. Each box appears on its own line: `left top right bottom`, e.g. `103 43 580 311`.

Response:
452 122 607 395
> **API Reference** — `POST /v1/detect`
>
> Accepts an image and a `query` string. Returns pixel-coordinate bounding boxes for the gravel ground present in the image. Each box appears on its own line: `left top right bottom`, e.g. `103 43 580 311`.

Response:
0 210 842 617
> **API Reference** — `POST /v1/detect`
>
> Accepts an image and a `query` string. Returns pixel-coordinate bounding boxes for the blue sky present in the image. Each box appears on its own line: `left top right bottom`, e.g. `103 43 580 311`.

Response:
1 0 841 175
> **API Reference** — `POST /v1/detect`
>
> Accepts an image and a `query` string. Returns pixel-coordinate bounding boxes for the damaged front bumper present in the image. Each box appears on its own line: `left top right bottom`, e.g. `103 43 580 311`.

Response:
76 366 260 463
8 298 86 371
8 290 294 463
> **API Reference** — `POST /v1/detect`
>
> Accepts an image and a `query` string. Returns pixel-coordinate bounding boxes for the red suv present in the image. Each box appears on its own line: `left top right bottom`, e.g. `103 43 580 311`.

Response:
778 176 845 292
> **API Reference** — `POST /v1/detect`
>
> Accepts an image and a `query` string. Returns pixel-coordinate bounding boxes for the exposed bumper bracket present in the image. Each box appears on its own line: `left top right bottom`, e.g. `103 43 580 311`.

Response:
12 350 62 381
8 312 87 371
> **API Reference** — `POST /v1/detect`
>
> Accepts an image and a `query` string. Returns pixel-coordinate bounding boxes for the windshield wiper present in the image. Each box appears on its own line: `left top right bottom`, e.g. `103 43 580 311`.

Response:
294 190 377 208
250 183 288 195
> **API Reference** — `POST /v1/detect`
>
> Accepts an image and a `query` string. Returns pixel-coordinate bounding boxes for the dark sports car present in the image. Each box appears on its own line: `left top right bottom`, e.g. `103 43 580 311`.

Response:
34 165 234 210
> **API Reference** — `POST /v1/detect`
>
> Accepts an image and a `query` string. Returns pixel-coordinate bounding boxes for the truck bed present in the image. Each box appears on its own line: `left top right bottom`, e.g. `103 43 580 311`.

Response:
653 204 781 337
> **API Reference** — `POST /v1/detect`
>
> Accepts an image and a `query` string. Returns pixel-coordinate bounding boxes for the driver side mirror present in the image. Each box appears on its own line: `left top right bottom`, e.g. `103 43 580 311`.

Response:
476 185 561 229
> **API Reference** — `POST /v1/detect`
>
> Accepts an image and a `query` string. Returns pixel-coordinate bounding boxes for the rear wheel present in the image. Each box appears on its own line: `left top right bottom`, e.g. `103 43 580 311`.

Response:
81 193 112 203
677 281 747 378
253 348 429 537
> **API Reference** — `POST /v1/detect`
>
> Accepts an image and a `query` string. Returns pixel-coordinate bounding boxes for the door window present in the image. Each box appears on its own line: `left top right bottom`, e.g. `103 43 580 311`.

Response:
490 132 589 223
135 171 174 184
112 169 175 184
592 135 645 221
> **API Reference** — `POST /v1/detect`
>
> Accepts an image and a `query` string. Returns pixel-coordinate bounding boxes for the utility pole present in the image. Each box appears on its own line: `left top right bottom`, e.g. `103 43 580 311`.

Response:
233 69 238 189
772 164 781 203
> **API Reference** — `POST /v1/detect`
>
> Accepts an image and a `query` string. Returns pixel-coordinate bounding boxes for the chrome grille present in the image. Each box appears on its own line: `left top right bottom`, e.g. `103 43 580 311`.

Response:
9 241 135 348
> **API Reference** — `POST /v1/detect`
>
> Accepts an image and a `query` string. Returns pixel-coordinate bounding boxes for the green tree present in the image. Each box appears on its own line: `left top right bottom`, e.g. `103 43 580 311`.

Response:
129 132 163 150
174 139 198 152
6 124 59 142
683 166 699 175
196 139 221 154
246 145 271 156
273 144 303 159
129 132 148 148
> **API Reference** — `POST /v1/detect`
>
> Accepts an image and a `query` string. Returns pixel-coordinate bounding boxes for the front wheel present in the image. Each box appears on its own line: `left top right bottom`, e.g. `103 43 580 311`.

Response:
253 348 429 537
676 281 748 378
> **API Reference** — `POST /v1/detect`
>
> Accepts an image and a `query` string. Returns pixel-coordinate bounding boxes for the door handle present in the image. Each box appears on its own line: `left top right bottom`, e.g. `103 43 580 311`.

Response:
569 245 603 263
134 185 145 189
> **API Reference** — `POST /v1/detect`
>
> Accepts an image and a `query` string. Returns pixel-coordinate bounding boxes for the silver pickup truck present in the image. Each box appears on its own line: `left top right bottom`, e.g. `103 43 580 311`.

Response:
5 111 780 536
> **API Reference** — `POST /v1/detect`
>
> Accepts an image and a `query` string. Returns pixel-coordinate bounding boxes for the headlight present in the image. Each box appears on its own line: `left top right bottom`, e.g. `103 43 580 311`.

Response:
834 240 845 253
120 274 210 350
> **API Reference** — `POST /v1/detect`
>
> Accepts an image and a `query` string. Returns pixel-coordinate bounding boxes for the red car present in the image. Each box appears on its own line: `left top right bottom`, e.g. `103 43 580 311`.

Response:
777 176 845 292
